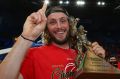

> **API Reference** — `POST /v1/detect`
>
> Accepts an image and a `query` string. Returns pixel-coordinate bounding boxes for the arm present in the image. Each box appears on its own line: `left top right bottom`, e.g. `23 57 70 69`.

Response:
0 3 47 79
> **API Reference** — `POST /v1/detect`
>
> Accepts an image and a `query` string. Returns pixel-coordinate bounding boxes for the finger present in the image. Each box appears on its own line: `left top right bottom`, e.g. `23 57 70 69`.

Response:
94 47 102 53
92 42 98 47
93 46 105 58
95 49 105 58
92 45 100 51
95 52 104 58
41 2 47 13
36 12 42 23
37 10 47 22
92 42 99 50
27 13 38 23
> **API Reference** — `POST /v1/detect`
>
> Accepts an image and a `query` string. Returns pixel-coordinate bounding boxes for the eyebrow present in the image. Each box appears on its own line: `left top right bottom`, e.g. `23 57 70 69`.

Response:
48 17 68 21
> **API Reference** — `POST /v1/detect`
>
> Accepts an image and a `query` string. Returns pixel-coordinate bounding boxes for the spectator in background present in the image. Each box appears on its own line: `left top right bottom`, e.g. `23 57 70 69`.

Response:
109 56 118 67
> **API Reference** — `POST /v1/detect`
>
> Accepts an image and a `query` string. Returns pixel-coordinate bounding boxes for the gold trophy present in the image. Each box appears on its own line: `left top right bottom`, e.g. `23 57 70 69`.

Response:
75 25 120 79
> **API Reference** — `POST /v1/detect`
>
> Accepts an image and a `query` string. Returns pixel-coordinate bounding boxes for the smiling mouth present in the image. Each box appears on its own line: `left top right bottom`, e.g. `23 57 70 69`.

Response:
54 29 66 34
54 29 66 37
48 29 69 44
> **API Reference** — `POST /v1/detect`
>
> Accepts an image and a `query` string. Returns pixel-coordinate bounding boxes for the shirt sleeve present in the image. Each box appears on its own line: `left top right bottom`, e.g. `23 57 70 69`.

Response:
20 49 34 79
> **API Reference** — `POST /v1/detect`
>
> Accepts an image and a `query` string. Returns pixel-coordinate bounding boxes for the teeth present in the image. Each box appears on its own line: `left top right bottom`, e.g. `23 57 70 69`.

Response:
54 29 66 34
58 31 64 34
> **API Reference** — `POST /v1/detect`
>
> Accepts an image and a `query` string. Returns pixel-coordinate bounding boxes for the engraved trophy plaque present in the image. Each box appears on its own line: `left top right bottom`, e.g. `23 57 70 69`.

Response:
75 25 120 79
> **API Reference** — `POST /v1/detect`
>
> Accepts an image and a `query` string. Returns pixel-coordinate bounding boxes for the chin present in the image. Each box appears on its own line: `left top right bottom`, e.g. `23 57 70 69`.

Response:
53 37 68 45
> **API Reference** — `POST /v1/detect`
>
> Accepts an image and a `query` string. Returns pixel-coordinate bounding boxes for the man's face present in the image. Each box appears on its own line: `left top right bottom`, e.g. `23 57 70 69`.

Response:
47 12 70 45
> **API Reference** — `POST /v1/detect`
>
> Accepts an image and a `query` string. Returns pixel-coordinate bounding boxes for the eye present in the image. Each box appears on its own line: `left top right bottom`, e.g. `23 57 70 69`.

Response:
60 19 67 23
48 20 56 25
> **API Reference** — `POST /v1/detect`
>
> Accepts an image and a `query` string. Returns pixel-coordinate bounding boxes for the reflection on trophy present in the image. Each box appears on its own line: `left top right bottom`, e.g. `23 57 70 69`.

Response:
75 25 120 79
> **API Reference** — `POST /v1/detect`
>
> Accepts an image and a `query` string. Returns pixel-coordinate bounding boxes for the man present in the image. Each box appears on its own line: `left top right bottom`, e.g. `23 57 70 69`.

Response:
0 2 105 79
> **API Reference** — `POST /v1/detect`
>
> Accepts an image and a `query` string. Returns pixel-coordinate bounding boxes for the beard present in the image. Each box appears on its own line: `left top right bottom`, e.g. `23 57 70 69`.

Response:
48 30 70 45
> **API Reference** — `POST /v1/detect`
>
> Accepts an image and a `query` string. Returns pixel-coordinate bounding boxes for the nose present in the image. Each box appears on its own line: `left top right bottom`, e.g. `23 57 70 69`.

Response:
56 20 62 28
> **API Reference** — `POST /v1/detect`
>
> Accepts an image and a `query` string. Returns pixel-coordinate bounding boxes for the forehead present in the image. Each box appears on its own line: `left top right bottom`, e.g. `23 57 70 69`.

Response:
47 12 68 20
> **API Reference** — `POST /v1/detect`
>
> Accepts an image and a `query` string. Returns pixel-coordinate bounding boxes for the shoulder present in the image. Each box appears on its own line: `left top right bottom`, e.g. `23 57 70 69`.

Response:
28 45 47 52
26 45 49 56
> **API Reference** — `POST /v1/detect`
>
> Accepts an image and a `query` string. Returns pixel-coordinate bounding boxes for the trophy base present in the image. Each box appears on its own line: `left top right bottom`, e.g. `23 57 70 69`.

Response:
75 50 120 79
76 72 120 79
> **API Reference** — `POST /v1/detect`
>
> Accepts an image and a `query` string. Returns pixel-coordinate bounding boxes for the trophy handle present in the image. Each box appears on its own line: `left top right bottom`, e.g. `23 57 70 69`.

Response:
75 25 92 67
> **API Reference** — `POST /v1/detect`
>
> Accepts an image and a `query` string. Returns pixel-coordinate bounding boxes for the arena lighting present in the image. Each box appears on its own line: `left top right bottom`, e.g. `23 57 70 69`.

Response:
101 2 105 5
59 0 63 4
97 1 105 6
76 0 85 6
97 1 101 5
44 0 49 4
65 0 70 4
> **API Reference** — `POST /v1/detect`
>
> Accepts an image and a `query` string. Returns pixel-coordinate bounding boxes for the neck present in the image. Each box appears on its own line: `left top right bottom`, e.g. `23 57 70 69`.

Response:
52 42 69 49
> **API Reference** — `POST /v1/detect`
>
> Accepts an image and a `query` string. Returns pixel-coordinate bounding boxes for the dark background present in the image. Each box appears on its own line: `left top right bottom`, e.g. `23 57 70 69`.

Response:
0 0 120 56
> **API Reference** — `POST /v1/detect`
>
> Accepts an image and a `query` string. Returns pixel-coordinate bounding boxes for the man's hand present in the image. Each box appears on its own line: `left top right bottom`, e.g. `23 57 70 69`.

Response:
22 2 47 41
92 42 105 58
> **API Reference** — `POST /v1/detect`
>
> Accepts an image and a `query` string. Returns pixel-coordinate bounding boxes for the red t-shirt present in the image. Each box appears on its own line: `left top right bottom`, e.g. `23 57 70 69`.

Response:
118 62 120 69
20 44 77 79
